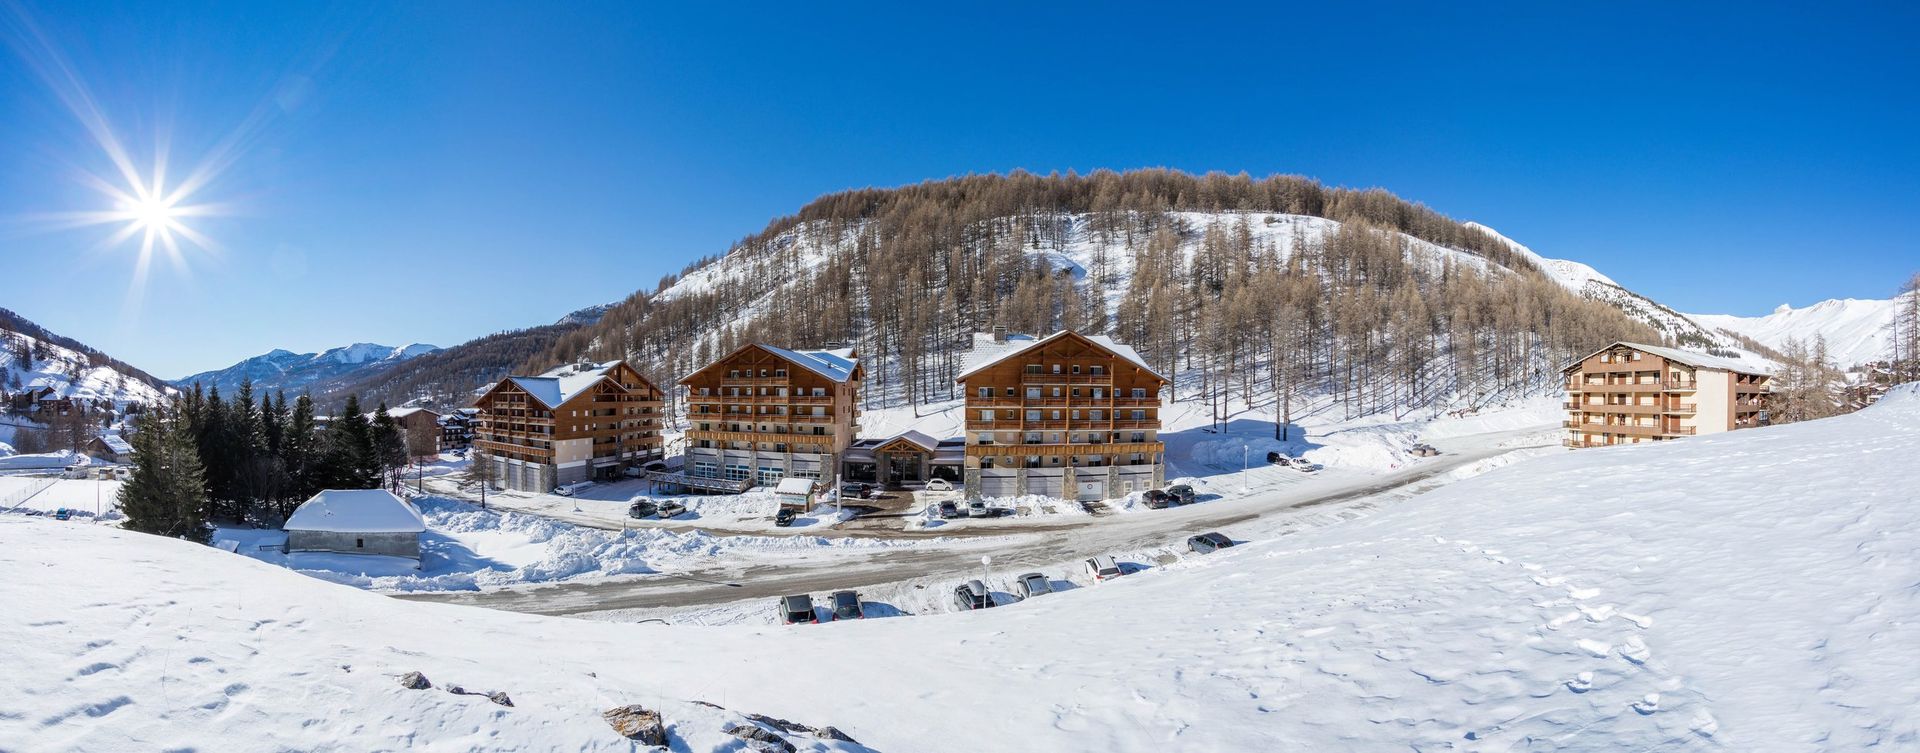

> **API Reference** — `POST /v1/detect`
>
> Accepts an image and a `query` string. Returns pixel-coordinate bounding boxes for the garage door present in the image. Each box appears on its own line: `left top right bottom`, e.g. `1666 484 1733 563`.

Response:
978 474 1019 498
1028 476 1063 499
1076 480 1105 501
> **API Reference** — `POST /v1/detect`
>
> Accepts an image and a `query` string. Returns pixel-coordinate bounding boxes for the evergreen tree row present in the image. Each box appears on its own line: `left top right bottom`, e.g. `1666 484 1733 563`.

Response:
120 380 411 536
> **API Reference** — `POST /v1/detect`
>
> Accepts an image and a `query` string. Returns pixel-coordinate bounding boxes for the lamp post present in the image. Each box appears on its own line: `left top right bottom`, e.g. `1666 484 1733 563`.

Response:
980 554 992 589
1241 444 1250 494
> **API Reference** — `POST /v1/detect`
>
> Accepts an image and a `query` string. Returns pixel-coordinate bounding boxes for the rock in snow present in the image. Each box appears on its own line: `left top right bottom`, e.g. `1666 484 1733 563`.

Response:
398 671 431 690
724 722 797 753
602 705 668 746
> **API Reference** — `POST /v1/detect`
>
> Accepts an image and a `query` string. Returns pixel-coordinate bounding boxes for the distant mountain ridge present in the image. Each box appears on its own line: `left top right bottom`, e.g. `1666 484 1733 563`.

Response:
0 307 171 406
174 343 440 397
1689 297 1903 369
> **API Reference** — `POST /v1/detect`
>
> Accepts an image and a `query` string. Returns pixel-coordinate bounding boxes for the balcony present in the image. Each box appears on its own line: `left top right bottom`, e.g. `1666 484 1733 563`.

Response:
1665 404 1698 415
963 396 1024 407
1733 401 1768 412
1569 403 1662 416
1110 419 1157 430
1019 372 1114 385
1111 397 1159 408
966 441 1162 458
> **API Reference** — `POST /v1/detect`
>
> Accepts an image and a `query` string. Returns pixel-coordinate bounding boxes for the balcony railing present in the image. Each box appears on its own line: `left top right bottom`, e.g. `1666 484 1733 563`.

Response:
1019 372 1115 385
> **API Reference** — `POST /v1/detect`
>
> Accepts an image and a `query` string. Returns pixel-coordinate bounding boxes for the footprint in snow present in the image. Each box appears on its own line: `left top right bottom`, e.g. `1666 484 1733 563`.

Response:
1632 693 1660 715
1620 636 1652 664
1565 671 1595 693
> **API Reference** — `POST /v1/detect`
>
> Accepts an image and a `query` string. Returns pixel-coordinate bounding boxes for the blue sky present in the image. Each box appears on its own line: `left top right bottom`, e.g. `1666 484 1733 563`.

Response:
2 2 1915 379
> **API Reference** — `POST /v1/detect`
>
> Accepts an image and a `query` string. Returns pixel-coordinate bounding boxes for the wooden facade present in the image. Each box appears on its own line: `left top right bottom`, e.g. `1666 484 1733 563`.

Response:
680 344 862 487
472 361 666 492
1562 342 1772 448
957 330 1168 501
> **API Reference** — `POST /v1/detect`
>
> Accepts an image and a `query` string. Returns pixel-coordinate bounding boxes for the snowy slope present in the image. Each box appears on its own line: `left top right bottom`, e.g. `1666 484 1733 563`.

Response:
1464 222 1765 362
1689 297 1901 367
0 311 169 412
6 386 1916 751
174 342 441 396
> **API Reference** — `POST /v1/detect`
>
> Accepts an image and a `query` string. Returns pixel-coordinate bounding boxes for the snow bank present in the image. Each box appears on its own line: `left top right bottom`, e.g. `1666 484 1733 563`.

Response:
0 450 86 471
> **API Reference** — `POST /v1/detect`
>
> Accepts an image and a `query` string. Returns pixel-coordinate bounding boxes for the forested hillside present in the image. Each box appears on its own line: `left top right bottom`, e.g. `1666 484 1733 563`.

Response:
0 307 171 403
538 169 1662 423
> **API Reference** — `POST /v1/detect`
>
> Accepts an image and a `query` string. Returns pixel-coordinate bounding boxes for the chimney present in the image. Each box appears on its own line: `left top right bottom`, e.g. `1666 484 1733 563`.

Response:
992 325 1007 343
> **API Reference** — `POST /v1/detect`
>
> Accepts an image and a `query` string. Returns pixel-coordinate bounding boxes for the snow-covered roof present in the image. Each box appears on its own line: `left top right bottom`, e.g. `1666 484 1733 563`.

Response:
507 361 626 409
875 430 941 453
365 406 440 421
283 489 426 534
96 435 134 454
1565 341 1773 375
774 478 816 496
759 345 859 383
957 330 1166 383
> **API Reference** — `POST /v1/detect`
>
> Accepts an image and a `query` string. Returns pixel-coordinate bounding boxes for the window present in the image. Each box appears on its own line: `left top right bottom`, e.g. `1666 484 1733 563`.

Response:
812 387 826 397
1072 365 1081 374
1131 410 1145 420
1051 410 1062 420
1026 410 1042 421
1025 364 1042 374
355 538 364 548
725 464 750 481
1004 387 1015 396
979 410 994 421
1091 410 1104 421
1026 387 1041 399
1052 364 1062 374
1091 365 1105 376
981 456 995 468
1130 432 1145 443
729 369 739 378
1025 455 1040 467
1131 388 1146 399
977 433 993 445
1092 388 1104 399
775 369 787 377
978 387 991 398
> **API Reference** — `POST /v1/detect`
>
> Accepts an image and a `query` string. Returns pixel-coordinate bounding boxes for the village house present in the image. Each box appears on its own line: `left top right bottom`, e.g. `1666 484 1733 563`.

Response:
282 489 426 562
471 360 666 492
956 329 1168 501
1563 341 1773 447
86 434 134 463
680 344 862 488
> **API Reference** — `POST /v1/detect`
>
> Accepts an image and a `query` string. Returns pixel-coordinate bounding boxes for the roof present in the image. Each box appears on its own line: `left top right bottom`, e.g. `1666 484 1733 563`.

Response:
506 361 626 409
95 435 134 454
957 330 1166 383
774 478 817 496
365 406 440 421
874 430 941 453
283 489 426 534
758 345 860 383
1563 341 1773 376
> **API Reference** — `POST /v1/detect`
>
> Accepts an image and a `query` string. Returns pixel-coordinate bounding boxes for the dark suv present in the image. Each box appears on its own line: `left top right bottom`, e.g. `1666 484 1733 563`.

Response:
627 500 657 519
830 590 863 620
1166 484 1197 505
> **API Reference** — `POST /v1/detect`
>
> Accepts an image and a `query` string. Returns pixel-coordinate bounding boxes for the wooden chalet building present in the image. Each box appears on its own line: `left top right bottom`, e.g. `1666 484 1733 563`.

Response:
680 344 862 487
957 329 1168 501
471 360 666 492
1563 341 1773 448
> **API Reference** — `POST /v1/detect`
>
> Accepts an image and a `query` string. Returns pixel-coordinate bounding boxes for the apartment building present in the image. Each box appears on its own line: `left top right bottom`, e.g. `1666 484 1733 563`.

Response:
681 344 862 487
957 329 1168 501
472 360 666 492
1563 341 1772 448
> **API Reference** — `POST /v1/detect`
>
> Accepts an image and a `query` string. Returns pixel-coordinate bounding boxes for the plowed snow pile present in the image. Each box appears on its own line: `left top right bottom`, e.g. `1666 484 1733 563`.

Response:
2 387 1916 751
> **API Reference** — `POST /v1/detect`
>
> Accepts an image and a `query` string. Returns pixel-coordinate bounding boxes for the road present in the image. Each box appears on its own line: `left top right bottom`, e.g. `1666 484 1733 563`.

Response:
396 426 1555 617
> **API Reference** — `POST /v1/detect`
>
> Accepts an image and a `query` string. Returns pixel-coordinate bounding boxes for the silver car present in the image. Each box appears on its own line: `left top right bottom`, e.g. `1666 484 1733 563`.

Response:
1016 572 1052 599
953 580 994 610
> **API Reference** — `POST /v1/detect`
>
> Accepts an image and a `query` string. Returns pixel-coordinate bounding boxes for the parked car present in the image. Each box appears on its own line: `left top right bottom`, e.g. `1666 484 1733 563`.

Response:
839 483 872 500
656 500 688 518
924 478 954 492
1016 572 1053 599
936 500 960 519
1266 451 1291 466
773 507 798 527
627 500 657 519
1142 489 1172 509
1187 532 1234 554
830 590 864 620
53 508 71 521
1166 484 1196 505
1410 443 1441 457
1084 555 1123 583
779 594 817 625
966 500 988 518
953 580 995 610
642 461 668 471
554 480 594 497
1293 462 1323 473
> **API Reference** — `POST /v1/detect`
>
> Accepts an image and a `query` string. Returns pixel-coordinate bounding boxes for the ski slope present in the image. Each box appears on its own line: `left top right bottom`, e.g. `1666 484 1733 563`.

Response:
6 387 1917 750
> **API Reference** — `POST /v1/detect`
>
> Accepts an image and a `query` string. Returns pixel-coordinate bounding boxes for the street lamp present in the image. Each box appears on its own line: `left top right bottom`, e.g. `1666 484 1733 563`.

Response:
980 554 992 589
1241 444 1250 494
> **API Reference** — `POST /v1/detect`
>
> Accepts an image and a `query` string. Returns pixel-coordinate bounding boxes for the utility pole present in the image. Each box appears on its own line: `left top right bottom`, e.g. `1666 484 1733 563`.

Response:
1241 444 1250 494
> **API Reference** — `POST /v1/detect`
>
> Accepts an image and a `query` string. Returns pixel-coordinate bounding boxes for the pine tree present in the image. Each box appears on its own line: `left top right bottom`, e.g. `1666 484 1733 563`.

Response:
324 395 379 489
118 404 210 542
369 403 407 490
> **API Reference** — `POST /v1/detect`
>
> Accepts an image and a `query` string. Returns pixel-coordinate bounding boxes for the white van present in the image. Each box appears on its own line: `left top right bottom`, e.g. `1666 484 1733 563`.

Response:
1083 555 1123 583
553 480 594 497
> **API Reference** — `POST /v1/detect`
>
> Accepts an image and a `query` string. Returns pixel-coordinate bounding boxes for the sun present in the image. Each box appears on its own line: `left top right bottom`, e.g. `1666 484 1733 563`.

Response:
125 194 181 232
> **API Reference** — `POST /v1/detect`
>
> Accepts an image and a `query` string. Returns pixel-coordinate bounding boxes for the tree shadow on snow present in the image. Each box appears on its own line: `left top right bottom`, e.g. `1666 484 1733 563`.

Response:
1160 417 1325 481
418 531 516 574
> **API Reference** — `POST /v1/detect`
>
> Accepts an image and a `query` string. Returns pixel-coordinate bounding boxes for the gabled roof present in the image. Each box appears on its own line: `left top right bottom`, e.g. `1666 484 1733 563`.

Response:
96 435 135 454
679 344 861 385
873 429 940 454
774 477 817 496
366 406 441 421
493 361 634 409
956 330 1167 383
283 489 426 534
1562 341 1773 376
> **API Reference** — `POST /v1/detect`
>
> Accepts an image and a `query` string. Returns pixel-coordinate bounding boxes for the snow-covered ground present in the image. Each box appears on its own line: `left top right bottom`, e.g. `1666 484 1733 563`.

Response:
214 495 926 593
0 474 119 516
5 385 1915 751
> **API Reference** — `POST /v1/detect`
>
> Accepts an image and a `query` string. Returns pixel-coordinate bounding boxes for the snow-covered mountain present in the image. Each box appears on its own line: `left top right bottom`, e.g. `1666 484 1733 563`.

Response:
1689 297 1902 368
174 342 440 397
0 308 170 407
1463 222 1765 361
